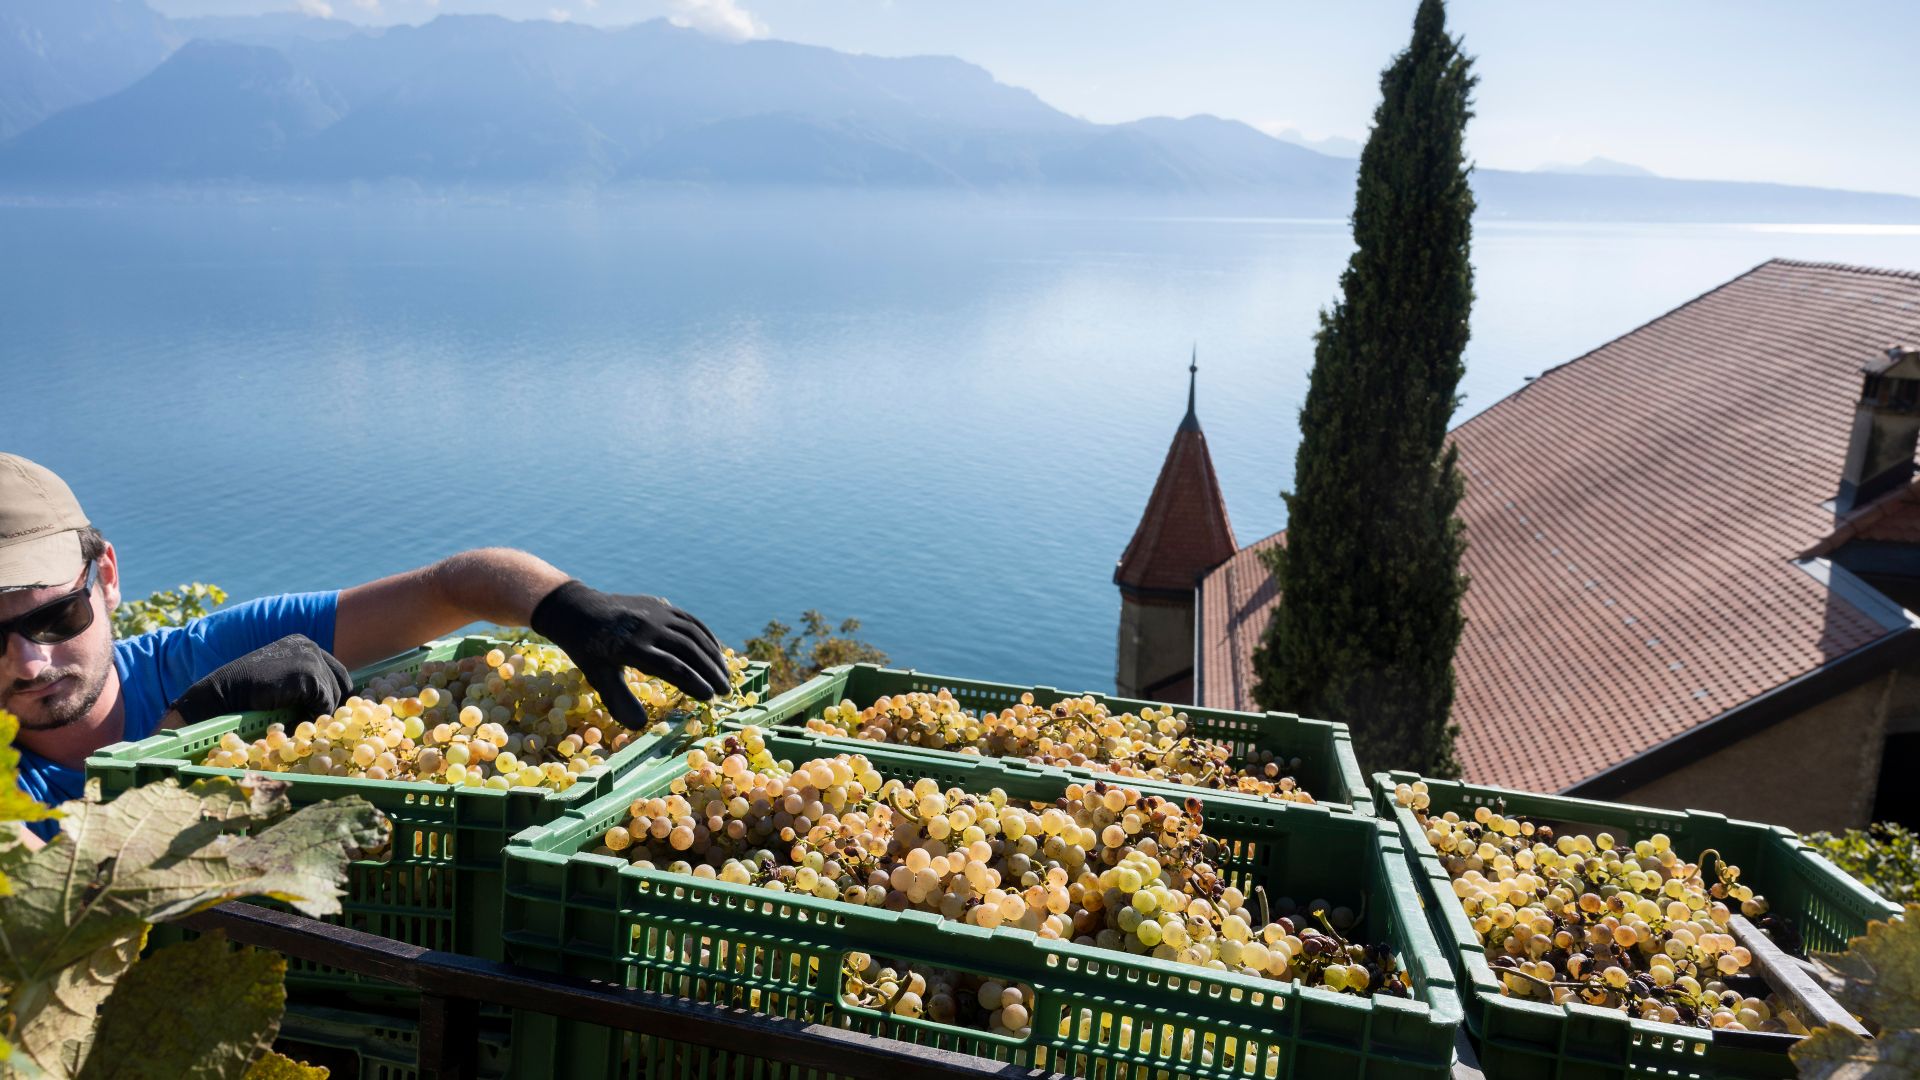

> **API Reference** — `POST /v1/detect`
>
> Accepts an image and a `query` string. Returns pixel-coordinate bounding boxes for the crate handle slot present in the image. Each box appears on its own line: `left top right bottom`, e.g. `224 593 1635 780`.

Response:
834 951 1039 1047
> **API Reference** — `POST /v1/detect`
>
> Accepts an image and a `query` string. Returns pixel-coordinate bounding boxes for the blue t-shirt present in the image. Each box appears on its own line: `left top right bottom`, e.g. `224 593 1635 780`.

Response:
16 590 339 840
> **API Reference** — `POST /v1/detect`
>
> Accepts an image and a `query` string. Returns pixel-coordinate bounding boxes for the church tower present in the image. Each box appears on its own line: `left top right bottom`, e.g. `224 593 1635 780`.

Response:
1114 352 1238 701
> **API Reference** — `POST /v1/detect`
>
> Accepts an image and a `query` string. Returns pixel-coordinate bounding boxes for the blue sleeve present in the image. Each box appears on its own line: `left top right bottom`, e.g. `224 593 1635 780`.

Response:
15 746 81 842
112 590 341 746
17 591 340 841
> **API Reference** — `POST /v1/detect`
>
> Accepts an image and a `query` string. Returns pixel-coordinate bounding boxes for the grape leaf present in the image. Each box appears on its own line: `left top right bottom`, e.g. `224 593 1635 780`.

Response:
8 935 142 1080
1794 903 1920 1079
79 932 284 1080
1793 1026 1920 1079
186 777 292 828
0 709 62 898
0 710 60 828
1812 903 1920 1029
0 780 387 1079
0 779 387 977
0 1033 48 1080
241 1052 327 1080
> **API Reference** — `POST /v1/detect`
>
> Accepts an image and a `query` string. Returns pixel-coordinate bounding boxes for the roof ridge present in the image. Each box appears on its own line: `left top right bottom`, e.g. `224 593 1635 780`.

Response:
1453 258 1920 440
1765 257 1920 283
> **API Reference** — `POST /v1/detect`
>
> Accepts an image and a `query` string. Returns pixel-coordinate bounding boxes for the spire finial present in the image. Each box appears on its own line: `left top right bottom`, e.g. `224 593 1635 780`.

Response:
1181 344 1201 431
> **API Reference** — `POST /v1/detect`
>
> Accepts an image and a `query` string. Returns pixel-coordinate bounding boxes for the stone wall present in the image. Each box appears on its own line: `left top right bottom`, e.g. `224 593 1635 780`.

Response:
1619 670 1902 833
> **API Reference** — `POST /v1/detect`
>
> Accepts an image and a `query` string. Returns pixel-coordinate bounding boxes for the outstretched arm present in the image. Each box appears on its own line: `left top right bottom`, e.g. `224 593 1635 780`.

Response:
332 548 569 670
330 548 732 719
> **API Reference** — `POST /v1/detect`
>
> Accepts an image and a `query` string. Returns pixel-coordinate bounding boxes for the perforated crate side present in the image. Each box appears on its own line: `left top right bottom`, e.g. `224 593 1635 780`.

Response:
501 736 1459 1080
83 636 764 1000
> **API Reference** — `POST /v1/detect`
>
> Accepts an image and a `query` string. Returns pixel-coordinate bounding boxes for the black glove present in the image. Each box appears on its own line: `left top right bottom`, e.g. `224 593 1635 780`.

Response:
531 580 730 729
168 633 353 726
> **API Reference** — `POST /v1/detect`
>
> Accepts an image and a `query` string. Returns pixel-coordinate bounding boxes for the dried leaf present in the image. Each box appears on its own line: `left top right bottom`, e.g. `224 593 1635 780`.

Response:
79 932 284 1080
1812 903 1920 1030
0 1031 48 1080
1792 1026 1920 1079
241 1052 327 1080
1795 904 1920 1079
186 777 292 828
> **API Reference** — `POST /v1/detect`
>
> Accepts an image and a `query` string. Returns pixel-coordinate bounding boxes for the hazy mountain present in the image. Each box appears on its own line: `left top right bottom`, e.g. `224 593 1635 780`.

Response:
0 40 340 181
1536 156 1657 178
1473 169 1920 223
1269 127 1363 159
2 5 1919 222
0 0 177 138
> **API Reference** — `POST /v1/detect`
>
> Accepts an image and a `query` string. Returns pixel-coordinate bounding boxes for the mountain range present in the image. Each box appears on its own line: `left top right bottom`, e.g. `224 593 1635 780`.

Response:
4 0 1919 222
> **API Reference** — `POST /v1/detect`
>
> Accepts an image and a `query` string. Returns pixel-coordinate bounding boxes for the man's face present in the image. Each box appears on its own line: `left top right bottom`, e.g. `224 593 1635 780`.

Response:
0 544 121 733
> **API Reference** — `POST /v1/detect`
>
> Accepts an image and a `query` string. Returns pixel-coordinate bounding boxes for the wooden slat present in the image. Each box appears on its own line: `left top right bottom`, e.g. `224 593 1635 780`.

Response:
1728 914 1869 1038
184 903 1065 1080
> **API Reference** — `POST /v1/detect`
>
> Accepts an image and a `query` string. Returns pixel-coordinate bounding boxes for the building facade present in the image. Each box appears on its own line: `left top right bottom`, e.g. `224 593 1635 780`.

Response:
1121 261 1920 832
1113 357 1236 703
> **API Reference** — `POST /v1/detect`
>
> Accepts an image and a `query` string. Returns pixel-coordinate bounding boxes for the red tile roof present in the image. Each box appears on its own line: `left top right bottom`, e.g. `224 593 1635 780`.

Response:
1197 260 1920 793
1115 383 1238 595
1806 478 1920 555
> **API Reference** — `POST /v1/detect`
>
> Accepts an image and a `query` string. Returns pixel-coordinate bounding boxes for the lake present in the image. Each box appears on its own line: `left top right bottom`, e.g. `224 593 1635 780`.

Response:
7 195 1920 692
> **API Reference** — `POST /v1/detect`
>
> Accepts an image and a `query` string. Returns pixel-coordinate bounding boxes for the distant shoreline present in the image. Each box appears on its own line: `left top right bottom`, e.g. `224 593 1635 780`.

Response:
2 183 1919 227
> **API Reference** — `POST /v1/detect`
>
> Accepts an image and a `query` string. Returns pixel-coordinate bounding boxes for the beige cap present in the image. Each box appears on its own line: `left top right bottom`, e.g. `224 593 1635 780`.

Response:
0 454 91 589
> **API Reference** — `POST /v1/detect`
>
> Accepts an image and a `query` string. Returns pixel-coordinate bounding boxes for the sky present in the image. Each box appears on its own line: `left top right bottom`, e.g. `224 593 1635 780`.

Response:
145 0 1920 197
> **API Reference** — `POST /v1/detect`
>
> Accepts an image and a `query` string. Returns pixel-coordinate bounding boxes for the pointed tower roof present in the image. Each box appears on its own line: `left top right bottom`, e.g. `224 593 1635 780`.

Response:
1115 351 1238 595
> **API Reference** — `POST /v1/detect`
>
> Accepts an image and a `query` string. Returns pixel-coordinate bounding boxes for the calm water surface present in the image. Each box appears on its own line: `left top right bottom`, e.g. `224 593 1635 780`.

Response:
7 197 1920 691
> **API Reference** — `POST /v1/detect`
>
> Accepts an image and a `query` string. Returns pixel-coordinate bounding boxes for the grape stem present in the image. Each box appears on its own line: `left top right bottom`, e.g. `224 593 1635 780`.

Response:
1694 848 1725 886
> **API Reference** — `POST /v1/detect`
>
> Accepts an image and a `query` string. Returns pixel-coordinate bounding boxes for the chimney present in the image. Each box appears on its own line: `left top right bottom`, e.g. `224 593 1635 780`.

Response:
1838 345 1920 513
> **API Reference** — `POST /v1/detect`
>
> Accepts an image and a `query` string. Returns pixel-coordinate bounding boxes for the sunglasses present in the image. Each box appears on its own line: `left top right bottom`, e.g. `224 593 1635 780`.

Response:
0 560 99 659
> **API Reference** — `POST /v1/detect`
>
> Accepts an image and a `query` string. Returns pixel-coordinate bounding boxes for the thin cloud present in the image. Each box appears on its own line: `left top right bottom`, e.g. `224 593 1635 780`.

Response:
296 0 335 16
667 0 767 41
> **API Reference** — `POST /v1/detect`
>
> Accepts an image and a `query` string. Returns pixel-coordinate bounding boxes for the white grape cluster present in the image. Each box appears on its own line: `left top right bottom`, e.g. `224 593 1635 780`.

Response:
597 725 1405 1039
203 642 756 792
804 690 1311 803
841 955 1036 1038
1394 781 1808 1034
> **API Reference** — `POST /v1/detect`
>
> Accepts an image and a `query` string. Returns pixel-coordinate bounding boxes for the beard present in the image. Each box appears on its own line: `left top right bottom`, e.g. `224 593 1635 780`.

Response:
8 662 110 732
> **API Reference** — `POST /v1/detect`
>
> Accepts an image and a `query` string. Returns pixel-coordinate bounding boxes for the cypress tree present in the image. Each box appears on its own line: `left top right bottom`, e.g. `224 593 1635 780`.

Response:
1251 0 1474 777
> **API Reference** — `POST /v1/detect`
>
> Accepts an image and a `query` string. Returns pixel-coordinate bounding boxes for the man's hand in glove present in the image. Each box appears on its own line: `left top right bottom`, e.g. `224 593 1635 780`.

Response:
167 633 354 727
531 580 731 731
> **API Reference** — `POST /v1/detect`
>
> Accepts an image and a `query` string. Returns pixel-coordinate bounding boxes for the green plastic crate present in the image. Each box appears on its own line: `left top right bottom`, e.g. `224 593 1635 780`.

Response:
276 1002 512 1080
1373 771 1903 1080
743 664 1373 816
499 732 1460 1080
84 635 768 1000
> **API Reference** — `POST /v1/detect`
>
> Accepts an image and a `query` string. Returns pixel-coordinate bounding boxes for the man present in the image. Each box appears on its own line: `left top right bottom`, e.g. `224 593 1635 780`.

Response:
1 452 731 843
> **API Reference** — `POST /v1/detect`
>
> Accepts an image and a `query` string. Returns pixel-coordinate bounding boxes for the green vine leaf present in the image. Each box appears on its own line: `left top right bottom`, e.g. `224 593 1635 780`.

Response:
240 1052 327 1080
79 933 284 1080
0 709 62 891
110 584 228 639
7 935 143 1080
0 780 387 1079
